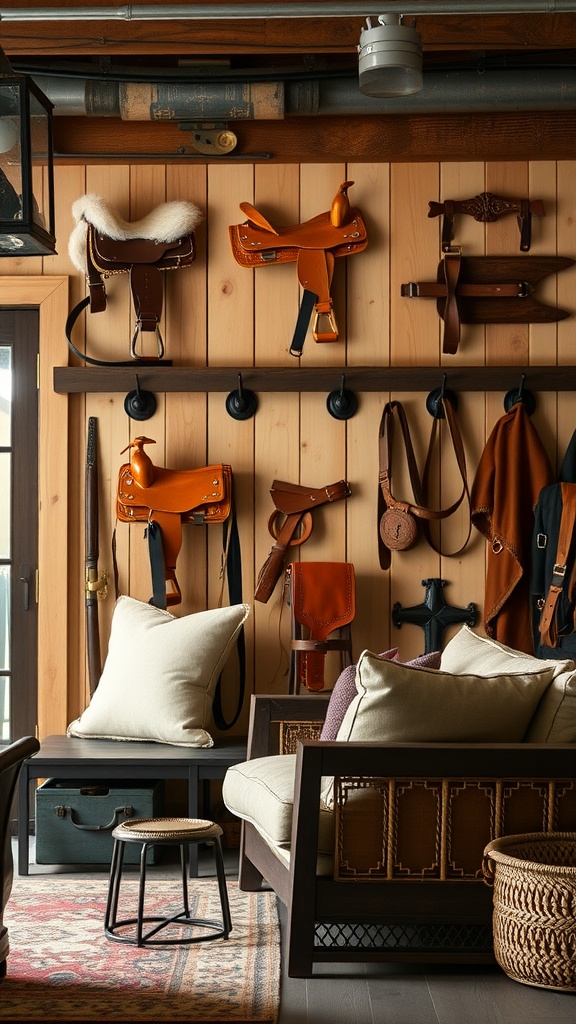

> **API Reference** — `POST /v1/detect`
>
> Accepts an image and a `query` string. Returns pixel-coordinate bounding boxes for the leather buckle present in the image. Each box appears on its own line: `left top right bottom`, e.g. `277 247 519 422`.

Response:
552 562 567 588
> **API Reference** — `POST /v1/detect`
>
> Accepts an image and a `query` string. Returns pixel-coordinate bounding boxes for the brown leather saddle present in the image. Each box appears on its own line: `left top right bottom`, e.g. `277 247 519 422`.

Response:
116 436 232 608
229 181 368 356
67 194 202 366
254 478 351 602
401 252 575 354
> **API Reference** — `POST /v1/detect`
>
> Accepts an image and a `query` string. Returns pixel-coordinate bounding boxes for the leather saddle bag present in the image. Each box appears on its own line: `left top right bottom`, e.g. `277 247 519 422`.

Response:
116 436 232 608
378 398 471 569
287 561 355 693
229 181 367 356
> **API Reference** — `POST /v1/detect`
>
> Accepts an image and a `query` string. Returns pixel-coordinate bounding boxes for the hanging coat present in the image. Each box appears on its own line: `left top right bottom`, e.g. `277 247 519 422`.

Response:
532 428 576 659
470 402 554 654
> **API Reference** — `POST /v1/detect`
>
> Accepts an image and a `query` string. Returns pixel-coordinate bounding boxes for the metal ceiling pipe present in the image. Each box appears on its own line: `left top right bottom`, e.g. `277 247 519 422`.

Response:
307 67 576 115
33 75 285 119
33 68 576 120
3 2 576 19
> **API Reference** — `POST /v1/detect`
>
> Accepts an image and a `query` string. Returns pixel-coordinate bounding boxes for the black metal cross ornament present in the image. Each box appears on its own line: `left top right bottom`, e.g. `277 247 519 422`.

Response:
392 577 477 653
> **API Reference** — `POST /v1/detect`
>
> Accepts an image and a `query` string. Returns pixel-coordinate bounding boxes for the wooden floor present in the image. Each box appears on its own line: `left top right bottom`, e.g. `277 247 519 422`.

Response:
14 839 576 1024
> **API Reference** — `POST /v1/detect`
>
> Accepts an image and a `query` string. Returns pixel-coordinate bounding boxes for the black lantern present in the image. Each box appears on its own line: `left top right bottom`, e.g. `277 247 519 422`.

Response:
0 47 56 256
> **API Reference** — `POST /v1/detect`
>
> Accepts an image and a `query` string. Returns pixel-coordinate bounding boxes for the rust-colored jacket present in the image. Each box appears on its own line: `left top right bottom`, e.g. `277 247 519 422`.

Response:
470 403 554 654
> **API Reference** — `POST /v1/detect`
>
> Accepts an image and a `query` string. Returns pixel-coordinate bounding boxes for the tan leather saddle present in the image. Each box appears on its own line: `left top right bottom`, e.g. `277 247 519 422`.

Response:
116 437 232 608
67 194 201 366
229 181 368 356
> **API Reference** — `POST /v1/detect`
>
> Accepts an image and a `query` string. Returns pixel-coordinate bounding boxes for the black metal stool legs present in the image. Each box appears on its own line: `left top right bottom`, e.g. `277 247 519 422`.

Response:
104 820 232 947
212 836 232 937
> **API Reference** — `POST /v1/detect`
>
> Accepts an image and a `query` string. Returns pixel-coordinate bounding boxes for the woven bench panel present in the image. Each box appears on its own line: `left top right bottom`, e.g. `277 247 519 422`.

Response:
445 782 495 879
334 777 576 882
393 782 442 878
279 721 323 755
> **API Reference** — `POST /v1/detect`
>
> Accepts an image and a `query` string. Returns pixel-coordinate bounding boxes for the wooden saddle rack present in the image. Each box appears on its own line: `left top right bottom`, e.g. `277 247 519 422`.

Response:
401 252 575 355
428 192 545 253
229 181 368 356
67 194 202 366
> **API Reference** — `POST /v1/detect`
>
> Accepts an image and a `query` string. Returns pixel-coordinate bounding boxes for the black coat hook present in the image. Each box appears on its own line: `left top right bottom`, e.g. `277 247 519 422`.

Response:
504 372 536 415
124 374 157 421
326 375 358 420
226 373 258 420
426 374 458 419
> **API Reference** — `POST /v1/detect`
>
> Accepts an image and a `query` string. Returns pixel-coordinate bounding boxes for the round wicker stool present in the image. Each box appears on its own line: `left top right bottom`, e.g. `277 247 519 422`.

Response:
104 816 232 947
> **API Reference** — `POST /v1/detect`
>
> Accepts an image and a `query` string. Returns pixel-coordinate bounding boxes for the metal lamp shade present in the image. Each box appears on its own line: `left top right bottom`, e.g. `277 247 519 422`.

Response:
0 73 56 256
358 16 423 98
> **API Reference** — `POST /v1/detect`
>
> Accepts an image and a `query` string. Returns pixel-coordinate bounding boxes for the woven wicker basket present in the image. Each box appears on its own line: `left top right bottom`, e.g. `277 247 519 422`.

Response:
483 832 576 992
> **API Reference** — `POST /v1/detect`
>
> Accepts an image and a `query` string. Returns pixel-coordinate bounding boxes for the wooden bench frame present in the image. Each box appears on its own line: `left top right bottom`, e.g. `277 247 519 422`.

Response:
238 694 576 977
18 733 247 877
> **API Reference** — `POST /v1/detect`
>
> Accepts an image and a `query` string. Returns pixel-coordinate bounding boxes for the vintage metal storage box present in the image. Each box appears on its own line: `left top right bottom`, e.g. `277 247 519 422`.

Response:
35 779 163 864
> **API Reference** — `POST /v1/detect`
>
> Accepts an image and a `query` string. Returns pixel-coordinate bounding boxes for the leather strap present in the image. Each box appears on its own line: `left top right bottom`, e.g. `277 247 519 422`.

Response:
401 251 532 355
378 398 471 568
255 479 351 603
290 288 318 357
66 296 173 368
538 482 576 648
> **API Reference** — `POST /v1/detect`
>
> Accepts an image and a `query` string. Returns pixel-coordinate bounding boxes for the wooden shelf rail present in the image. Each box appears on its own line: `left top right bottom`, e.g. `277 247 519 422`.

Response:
54 365 576 395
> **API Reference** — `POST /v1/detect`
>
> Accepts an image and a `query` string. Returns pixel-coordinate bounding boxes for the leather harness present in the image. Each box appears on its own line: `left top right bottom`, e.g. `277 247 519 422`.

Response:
378 398 471 570
254 479 351 603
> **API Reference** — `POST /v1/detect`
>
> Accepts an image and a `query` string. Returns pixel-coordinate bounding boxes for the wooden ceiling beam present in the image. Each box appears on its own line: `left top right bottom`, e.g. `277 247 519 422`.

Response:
1 14 576 57
53 110 576 163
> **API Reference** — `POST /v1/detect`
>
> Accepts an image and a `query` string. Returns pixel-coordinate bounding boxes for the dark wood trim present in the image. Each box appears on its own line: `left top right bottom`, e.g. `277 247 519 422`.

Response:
51 110 576 164
53 364 576 395
3 12 576 56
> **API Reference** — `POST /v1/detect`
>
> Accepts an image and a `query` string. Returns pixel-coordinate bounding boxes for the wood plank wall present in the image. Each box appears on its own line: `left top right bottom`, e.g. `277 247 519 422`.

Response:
4 158 576 739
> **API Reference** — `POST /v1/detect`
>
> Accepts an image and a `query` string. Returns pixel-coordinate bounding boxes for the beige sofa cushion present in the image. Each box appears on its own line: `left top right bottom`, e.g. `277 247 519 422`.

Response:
222 754 334 853
441 625 576 743
336 650 555 744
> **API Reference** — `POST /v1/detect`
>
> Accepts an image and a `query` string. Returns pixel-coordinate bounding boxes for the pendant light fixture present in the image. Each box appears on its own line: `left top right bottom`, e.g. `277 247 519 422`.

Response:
358 14 423 98
0 44 56 255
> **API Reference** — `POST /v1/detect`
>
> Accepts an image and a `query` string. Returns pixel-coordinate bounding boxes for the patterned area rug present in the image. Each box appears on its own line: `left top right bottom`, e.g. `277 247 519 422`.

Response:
1 876 280 1022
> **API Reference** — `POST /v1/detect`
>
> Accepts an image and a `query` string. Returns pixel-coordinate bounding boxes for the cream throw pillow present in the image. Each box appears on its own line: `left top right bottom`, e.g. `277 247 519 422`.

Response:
67 596 250 748
336 650 555 744
441 624 576 743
